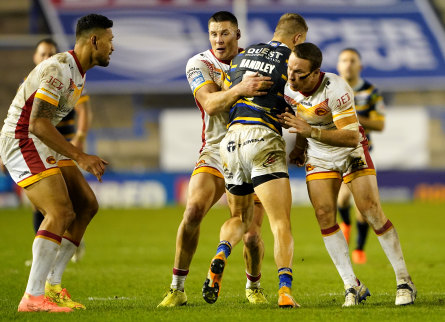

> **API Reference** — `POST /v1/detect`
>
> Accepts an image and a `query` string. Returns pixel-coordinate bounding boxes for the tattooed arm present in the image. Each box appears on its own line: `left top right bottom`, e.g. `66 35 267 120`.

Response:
29 97 108 181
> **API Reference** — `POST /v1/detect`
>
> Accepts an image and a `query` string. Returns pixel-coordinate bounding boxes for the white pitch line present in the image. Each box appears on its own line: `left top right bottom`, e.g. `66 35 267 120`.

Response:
88 296 134 301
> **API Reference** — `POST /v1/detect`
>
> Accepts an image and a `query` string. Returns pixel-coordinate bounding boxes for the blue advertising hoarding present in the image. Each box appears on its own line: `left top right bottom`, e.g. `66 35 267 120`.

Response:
40 0 445 92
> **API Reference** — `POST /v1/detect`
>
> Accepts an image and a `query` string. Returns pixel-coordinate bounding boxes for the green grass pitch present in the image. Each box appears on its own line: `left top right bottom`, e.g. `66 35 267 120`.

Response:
1 202 444 321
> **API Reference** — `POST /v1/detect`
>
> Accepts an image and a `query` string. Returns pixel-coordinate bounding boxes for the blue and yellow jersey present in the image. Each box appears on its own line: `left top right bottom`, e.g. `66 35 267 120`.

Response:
353 79 385 149
55 94 89 141
225 41 291 135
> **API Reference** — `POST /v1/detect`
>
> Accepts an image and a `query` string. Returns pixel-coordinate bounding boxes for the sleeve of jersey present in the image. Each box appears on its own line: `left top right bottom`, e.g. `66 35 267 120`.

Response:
330 82 358 130
35 63 66 107
185 58 215 97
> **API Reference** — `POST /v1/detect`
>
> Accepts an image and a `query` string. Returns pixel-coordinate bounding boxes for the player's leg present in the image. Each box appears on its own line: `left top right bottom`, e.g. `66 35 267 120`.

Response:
254 177 299 308
32 207 45 233
351 204 369 264
158 172 225 307
337 182 352 244
243 197 267 304
307 177 370 307
203 191 254 304
348 174 415 305
45 163 97 310
19 174 75 312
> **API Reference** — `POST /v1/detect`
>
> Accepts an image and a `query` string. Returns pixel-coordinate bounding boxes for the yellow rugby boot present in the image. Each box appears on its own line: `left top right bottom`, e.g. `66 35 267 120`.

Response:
45 282 86 310
157 289 187 307
246 287 268 304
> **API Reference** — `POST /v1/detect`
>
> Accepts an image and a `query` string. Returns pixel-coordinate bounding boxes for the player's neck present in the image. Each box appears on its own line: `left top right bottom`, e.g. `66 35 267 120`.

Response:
347 76 360 88
73 44 93 73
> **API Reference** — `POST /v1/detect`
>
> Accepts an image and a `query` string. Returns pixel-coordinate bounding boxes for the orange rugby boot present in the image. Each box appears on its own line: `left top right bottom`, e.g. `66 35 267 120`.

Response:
278 286 300 308
202 252 226 304
352 249 367 264
18 293 72 312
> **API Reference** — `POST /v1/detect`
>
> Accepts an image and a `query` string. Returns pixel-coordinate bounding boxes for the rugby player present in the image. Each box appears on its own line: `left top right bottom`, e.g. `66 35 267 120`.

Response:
0 14 113 312
282 43 416 306
30 39 92 263
336 48 385 264
201 13 308 308
158 11 273 307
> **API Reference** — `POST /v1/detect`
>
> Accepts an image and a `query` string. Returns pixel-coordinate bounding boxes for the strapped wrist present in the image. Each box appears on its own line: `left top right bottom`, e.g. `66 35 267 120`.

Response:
310 127 322 140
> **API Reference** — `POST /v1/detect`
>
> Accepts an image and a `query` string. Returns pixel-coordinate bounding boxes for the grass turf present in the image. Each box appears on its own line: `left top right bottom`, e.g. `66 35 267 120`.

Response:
0 202 444 321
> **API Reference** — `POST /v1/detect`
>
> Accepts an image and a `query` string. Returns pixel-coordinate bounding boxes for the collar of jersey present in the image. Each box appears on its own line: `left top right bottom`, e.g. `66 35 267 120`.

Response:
299 72 325 97
352 78 365 92
68 50 85 77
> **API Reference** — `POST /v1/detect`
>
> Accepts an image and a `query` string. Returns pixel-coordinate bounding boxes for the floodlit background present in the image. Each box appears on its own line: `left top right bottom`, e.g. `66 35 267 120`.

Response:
1 0 445 207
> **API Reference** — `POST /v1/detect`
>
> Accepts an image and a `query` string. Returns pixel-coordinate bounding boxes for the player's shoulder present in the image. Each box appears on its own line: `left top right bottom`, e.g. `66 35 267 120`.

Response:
360 79 380 94
324 72 352 94
187 50 212 66
38 53 70 76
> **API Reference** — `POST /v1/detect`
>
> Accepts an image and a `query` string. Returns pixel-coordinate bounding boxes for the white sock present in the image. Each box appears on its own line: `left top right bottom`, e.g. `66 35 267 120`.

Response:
246 272 261 289
322 227 357 286
376 222 410 283
25 233 61 296
47 237 77 286
171 268 188 291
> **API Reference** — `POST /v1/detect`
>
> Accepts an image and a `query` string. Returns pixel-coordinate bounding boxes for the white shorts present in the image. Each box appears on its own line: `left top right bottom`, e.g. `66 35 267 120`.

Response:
220 124 288 195
0 135 75 188
305 141 375 183
191 146 224 179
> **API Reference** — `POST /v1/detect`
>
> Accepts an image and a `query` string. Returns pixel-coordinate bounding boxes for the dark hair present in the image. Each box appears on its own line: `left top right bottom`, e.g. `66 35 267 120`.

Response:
208 11 238 27
339 47 362 59
35 38 58 50
293 42 323 71
76 14 113 38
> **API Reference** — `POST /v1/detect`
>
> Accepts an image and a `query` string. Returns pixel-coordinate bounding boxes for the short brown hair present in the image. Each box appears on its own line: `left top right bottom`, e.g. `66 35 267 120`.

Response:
274 13 308 37
293 42 323 71
208 11 238 27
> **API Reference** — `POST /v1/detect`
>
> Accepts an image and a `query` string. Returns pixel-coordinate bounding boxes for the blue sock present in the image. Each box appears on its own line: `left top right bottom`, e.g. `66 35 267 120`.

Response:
216 240 232 258
278 267 293 289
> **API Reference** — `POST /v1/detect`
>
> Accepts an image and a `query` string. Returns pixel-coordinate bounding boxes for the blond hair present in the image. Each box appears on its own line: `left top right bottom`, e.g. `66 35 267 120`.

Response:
274 13 308 38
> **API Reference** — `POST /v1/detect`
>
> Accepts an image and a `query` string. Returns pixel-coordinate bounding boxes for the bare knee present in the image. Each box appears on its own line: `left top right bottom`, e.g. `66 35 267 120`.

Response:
359 197 385 228
44 205 76 231
243 231 261 250
183 203 206 227
74 192 99 221
315 205 336 228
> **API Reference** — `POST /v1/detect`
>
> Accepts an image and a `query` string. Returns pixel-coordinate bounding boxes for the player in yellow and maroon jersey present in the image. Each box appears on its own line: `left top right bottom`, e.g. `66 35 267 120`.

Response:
158 11 273 308
0 14 113 312
282 43 415 307
336 48 385 264
29 39 92 265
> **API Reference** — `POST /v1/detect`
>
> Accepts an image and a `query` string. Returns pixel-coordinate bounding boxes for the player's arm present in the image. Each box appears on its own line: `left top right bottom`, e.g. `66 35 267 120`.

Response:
29 98 107 181
357 114 384 131
71 96 92 151
195 73 272 116
288 134 308 167
282 87 359 147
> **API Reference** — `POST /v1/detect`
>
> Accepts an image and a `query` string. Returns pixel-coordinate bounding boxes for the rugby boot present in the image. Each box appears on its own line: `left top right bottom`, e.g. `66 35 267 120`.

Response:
157 289 187 307
45 282 85 310
246 287 268 304
278 286 300 308
343 280 370 307
395 280 416 306
202 252 226 304
18 293 72 312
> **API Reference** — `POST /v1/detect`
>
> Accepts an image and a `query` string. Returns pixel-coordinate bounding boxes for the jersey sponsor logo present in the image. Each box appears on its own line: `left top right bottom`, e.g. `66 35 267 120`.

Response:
190 73 205 92
242 137 264 146
46 76 64 90
227 141 236 152
186 67 202 80
246 47 283 60
336 93 351 107
18 170 30 179
223 164 234 179
239 59 276 74
195 159 207 168
46 156 57 164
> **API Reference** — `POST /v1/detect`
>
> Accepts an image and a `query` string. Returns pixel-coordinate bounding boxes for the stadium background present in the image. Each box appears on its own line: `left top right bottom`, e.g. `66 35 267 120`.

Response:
0 0 445 208
1 1 445 320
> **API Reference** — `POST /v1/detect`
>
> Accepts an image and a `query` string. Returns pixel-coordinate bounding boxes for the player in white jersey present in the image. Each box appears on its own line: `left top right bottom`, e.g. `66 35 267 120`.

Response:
158 11 272 307
336 48 386 264
281 43 416 307
0 14 114 312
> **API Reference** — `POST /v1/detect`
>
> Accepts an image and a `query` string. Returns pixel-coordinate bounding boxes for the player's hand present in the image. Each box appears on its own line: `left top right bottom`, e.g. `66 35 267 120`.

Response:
289 145 307 167
76 153 108 182
282 112 312 138
277 108 294 129
237 72 273 97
